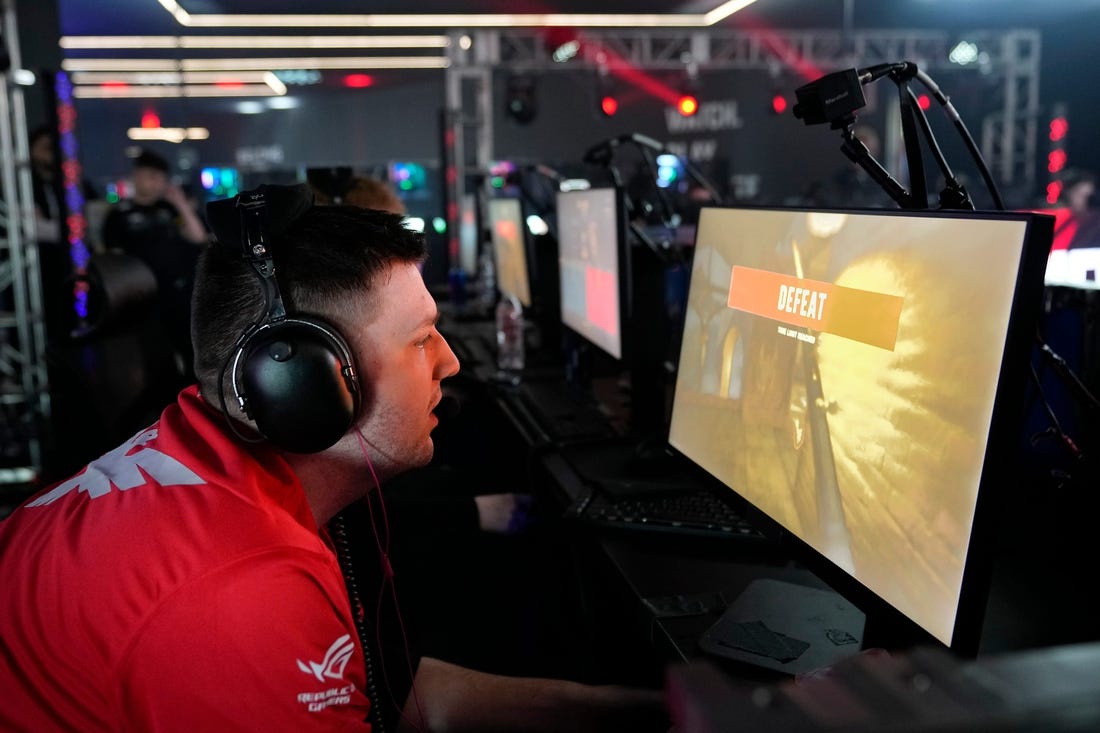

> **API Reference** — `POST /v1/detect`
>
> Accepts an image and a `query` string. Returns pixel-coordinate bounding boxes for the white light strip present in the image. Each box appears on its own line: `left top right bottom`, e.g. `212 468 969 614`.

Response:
179 56 449 71
262 71 287 96
127 126 210 143
703 0 760 26
74 84 279 99
71 70 272 84
62 58 180 71
60 34 451 50
180 14 708 28
155 0 758 28
62 56 449 72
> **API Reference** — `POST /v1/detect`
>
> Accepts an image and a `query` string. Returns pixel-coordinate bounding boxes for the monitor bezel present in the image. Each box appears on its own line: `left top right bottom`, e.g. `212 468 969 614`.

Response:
667 204 1054 656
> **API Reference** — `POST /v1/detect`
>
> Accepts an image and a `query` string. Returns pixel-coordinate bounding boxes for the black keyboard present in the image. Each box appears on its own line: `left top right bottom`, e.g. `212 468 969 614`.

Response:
582 489 767 540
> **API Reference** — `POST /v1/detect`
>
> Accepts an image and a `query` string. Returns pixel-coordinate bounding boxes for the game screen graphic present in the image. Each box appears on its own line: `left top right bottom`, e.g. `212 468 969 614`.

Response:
669 208 1029 645
489 198 532 307
557 188 622 359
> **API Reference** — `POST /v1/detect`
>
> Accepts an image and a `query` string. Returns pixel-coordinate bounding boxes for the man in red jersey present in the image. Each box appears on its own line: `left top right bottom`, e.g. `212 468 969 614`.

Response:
0 184 667 732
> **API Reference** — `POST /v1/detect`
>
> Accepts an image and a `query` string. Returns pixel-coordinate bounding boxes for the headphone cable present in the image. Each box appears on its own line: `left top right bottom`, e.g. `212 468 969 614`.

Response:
331 512 388 733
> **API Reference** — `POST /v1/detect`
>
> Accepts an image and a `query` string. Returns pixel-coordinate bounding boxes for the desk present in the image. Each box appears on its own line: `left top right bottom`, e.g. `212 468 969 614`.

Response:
433 301 1100 692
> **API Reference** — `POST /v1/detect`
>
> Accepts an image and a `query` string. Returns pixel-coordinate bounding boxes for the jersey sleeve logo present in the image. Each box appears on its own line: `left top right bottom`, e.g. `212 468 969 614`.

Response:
297 634 355 683
27 427 204 507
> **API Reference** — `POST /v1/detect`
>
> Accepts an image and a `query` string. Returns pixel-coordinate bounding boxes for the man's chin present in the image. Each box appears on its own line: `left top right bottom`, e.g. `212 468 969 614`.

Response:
404 439 435 471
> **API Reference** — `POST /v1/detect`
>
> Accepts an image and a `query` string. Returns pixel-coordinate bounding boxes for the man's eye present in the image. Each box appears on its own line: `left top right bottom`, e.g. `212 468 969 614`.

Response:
416 334 434 349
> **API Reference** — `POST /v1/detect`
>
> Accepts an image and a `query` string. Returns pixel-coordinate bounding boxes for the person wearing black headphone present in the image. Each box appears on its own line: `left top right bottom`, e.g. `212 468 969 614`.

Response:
0 183 669 732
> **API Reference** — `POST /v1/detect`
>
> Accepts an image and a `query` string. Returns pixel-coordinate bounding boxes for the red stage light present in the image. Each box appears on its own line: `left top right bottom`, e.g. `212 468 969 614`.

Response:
917 94 931 111
600 95 619 117
343 73 374 88
677 95 699 117
771 94 787 115
140 111 160 129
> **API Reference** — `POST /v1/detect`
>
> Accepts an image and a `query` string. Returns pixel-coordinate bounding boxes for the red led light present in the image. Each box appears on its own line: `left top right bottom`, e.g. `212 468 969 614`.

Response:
140 111 160 129
343 73 374 88
1048 149 1068 173
677 95 699 117
1047 180 1063 205
600 95 619 117
917 94 931 111
1049 117 1069 142
771 94 787 115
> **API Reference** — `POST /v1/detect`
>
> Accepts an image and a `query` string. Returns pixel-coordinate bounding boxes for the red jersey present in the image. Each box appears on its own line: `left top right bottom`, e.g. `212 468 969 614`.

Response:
0 386 372 731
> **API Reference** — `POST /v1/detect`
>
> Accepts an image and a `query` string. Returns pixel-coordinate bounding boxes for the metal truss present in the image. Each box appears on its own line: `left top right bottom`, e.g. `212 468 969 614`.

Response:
445 26 1041 221
0 0 49 489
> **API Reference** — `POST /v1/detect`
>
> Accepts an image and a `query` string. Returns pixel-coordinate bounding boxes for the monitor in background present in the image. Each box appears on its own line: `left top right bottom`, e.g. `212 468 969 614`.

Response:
556 187 627 361
488 197 532 307
669 206 1052 657
1045 247 1100 290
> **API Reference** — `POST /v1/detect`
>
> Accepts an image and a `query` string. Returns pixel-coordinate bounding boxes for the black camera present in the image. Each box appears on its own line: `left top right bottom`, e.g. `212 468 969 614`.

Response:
792 68 866 128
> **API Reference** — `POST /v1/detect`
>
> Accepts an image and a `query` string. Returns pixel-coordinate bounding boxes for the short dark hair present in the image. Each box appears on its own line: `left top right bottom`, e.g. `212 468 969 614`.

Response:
133 148 170 174
191 203 427 402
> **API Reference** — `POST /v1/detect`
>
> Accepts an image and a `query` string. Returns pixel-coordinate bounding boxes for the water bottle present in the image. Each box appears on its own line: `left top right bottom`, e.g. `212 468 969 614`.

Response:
495 295 525 372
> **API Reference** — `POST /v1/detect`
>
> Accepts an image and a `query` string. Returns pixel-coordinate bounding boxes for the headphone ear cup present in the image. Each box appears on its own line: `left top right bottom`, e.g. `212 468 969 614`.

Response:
240 319 361 453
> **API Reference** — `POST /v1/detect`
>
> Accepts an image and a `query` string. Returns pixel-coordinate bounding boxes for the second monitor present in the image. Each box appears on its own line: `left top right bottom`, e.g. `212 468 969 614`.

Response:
556 187 628 361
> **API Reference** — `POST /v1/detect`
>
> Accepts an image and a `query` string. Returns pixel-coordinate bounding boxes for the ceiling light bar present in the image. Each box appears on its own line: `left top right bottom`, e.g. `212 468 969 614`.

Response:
703 0 759 26
62 58 180 72
71 70 273 84
62 56 448 73
262 71 287 96
155 0 758 28
74 83 279 99
179 56 449 71
60 34 451 50
181 14 707 28
127 126 210 143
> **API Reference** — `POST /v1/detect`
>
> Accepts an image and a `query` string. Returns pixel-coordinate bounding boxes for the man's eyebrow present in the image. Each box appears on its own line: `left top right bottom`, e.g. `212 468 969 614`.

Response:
413 308 440 331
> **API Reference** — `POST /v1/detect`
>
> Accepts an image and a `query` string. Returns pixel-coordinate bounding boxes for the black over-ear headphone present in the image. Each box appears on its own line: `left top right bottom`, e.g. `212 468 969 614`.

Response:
209 184 361 453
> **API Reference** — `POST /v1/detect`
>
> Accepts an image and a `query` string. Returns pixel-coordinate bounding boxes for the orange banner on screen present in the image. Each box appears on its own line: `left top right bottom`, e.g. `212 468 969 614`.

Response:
727 266 903 350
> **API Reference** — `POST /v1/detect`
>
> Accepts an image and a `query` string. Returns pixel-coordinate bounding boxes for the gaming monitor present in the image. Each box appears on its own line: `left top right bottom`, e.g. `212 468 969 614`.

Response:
556 188 628 361
488 197 532 307
1045 247 1100 290
668 206 1052 654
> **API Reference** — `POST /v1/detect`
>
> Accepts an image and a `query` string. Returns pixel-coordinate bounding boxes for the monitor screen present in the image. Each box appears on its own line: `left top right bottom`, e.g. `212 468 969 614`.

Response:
556 188 626 360
488 197 532 307
669 206 1051 652
1046 247 1100 290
